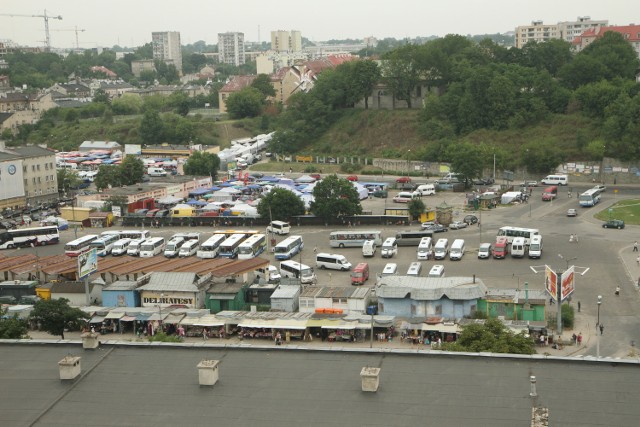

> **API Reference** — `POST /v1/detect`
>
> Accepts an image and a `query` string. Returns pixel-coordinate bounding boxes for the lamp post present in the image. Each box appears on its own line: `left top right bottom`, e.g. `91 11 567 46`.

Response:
596 295 602 358
406 149 411 177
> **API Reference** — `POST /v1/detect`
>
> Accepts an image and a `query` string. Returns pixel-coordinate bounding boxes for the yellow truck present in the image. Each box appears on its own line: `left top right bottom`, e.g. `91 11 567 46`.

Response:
295 155 313 163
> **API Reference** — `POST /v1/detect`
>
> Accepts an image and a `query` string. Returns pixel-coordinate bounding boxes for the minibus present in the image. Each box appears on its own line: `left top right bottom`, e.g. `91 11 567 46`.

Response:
164 236 186 258
266 220 290 235
428 265 445 278
127 238 146 256
362 240 377 257
417 237 433 260
493 236 509 259
433 238 449 260
478 243 492 259
511 237 526 258
316 253 352 271
541 174 568 186
280 260 317 284
178 239 200 257
139 237 166 258
381 263 398 277
541 186 558 201
111 238 132 256
449 239 465 261
528 235 543 259
381 237 398 258
406 262 422 277
350 263 369 286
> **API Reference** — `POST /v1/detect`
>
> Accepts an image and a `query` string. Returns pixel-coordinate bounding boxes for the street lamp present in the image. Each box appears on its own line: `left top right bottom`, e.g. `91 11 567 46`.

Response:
406 149 411 177
597 295 602 358
596 295 602 328
558 254 577 270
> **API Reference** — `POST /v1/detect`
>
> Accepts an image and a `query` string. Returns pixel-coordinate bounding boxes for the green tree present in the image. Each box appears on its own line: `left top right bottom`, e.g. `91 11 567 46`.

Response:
580 31 640 81
226 87 264 119
183 151 220 178
350 60 381 109
381 44 422 108
57 169 82 194
441 318 535 354
408 199 426 221
119 156 145 185
0 307 29 339
603 92 640 159
94 164 122 191
522 140 566 174
251 74 276 98
445 142 483 186
111 94 143 115
139 110 164 145
29 298 89 340
311 175 362 224
257 188 305 221
93 89 110 104
168 92 190 116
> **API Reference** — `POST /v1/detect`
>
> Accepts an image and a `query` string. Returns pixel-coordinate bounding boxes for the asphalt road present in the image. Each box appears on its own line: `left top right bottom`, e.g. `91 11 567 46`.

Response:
6 181 640 358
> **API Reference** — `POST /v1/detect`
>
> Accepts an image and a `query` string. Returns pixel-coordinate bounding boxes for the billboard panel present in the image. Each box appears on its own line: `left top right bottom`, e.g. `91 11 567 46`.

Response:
561 266 575 301
78 248 98 280
0 160 25 199
545 265 557 300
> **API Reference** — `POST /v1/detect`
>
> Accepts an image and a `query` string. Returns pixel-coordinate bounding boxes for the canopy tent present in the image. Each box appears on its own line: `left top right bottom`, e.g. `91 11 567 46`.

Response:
193 315 225 327
295 175 317 184
157 196 182 205
162 313 186 325
189 188 210 196
273 319 308 330
230 203 258 216
352 182 370 200
186 199 207 206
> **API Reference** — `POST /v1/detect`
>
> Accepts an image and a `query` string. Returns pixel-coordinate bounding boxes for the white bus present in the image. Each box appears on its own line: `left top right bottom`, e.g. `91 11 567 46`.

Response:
266 221 290 235
178 239 200 257
65 235 99 257
496 226 540 245
127 238 146 256
100 230 150 241
395 230 433 246
197 234 227 259
0 226 60 249
280 260 316 284
139 237 166 258
579 188 602 207
219 233 246 258
90 233 120 257
238 233 267 260
329 230 383 248
111 238 132 256
274 235 304 260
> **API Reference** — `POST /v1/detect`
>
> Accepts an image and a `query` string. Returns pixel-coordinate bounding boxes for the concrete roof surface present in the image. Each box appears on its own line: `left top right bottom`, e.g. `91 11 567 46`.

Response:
0 343 638 427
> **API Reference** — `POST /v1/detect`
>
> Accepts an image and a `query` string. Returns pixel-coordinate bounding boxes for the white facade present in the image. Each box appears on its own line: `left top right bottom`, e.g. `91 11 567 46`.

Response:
152 31 183 74
557 17 608 43
515 17 607 48
218 32 245 66
271 30 302 53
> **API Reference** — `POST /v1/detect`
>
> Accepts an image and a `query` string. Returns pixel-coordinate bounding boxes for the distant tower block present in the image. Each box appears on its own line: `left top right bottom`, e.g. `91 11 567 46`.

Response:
197 359 221 386
58 356 81 380
360 367 381 392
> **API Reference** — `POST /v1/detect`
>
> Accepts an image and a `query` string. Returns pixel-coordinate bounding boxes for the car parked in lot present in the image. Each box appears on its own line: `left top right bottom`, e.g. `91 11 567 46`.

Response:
520 181 538 188
593 184 606 192
422 223 448 233
346 175 358 182
473 177 495 185
567 209 577 217
449 221 468 230
602 219 625 229
463 215 478 225
396 176 412 184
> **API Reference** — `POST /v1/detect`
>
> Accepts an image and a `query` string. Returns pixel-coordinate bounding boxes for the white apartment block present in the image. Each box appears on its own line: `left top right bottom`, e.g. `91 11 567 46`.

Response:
515 17 607 48
152 31 183 74
270 30 302 53
218 32 245 66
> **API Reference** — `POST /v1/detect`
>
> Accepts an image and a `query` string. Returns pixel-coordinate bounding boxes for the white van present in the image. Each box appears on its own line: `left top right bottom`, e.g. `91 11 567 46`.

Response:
266 220 290 235
127 238 146 256
111 238 132 256
178 239 200 257
417 237 433 260
478 243 492 259
362 240 377 257
428 265 445 278
511 237 526 258
147 167 167 177
139 237 166 258
449 239 465 261
316 253 352 271
381 237 398 258
433 238 449 260
413 184 436 196
528 235 543 259
393 192 416 203
406 262 422 277
541 174 568 186
164 236 186 258
382 263 398 277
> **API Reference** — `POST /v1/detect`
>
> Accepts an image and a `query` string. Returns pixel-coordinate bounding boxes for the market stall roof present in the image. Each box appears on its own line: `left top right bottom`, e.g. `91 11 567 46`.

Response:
193 315 225 327
273 318 307 330
162 313 185 325
237 318 277 329
157 196 182 205
423 323 459 334
89 316 105 324
105 311 125 320
120 316 137 322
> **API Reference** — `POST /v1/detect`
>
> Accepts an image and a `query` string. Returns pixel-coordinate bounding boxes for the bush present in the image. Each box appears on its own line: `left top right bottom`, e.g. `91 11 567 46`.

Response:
148 332 183 342
561 303 575 329
304 165 318 173
339 163 359 174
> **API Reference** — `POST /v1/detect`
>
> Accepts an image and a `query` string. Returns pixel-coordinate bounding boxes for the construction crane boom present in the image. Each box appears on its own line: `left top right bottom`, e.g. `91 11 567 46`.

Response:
0 9 62 51
51 27 86 49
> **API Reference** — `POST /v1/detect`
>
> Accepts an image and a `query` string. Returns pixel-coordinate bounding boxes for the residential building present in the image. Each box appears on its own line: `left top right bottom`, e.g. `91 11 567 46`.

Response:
271 30 302 53
218 32 245 66
131 59 156 78
218 75 256 113
0 92 34 112
0 75 9 90
0 150 26 211
572 24 640 57
515 21 560 48
299 286 371 314
12 145 58 207
0 110 39 134
152 31 183 74
90 65 118 79
50 82 91 99
557 16 608 43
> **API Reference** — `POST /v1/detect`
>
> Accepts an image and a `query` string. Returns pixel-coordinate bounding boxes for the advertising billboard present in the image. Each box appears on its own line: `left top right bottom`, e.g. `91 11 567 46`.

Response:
561 266 575 301
78 248 98 280
545 265 557 300
0 160 25 199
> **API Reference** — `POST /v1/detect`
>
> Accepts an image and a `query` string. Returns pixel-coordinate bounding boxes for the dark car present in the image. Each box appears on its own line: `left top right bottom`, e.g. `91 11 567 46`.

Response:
310 173 322 181
602 219 625 229
463 215 479 225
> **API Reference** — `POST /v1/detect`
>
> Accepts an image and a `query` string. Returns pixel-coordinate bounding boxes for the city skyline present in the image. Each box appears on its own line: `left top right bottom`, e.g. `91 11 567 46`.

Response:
1 0 634 49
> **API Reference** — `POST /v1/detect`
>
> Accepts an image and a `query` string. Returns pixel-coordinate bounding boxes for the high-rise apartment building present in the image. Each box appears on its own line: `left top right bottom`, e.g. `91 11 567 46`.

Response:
218 32 245 66
271 30 302 53
557 17 608 43
515 17 607 48
152 31 183 74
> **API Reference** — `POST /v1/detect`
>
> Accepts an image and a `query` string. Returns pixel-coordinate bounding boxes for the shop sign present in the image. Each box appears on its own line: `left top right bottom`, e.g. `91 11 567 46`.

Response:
143 293 194 307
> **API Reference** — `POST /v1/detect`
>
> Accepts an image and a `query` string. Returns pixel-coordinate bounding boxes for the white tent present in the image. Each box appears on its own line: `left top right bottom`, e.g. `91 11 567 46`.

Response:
231 203 259 216
295 175 316 184
501 191 522 204
158 195 182 205
352 182 369 200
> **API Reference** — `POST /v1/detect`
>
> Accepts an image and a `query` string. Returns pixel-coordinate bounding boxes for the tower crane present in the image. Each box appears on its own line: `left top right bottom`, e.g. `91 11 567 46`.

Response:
0 10 62 51
51 27 86 49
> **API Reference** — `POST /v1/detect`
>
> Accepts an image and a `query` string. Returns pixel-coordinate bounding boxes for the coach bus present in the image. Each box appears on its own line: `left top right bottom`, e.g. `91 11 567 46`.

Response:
90 233 120 256
274 235 304 260
218 233 247 258
197 234 227 259
329 230 383 248
238 234 267 260
496 226 540 245
395 230 433 246
65 234 99 257
0 226 60 249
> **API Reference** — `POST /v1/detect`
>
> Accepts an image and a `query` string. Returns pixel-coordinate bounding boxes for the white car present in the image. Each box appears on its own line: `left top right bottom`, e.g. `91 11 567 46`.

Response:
449 221 468 230
567 209 577 217
267 265 281 282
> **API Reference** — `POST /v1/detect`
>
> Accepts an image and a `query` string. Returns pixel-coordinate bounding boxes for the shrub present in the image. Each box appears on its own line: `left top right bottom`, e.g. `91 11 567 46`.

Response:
339 163 359 174
561 303 575 329
304 165 318 173
148 332 182 342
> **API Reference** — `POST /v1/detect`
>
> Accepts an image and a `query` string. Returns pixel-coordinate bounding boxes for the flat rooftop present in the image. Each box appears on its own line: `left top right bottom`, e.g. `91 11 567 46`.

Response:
0 343 638 426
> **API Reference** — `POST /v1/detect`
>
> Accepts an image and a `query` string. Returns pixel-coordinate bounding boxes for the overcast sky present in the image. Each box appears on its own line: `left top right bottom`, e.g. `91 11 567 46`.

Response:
1 0 634 49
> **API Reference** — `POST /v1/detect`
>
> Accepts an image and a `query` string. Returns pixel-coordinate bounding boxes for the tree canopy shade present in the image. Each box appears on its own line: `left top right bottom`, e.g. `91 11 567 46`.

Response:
0 307 28 339
29 298 89 340
251 74 276 98
182 151 220 179
311 175 362 224
257 188 305 222
226 87 265 119
119 156 145 185
440 318 535 355
57 168 82 194
139 110 164 145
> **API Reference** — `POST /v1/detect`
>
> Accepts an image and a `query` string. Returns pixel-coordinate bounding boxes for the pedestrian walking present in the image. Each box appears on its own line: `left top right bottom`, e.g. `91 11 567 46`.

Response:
615 286 620 296
577 301 581 312
313 246 317 254
577 332 583 345
599 324 604 335
202 328 208 341
634 241 638 252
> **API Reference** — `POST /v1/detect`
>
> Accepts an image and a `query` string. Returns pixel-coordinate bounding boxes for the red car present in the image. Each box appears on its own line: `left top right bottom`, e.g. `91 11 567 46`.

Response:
346 175 359 182
310 173 322 181
396 176 412 184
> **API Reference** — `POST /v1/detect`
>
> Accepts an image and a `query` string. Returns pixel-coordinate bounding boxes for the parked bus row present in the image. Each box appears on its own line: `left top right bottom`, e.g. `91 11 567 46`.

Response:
0 225 60 249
